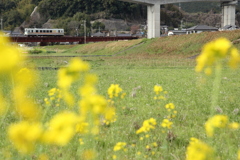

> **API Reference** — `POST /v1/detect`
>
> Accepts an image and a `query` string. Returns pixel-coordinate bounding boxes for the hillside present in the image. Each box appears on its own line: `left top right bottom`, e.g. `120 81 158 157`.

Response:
1 0 239 34
36 30 240 57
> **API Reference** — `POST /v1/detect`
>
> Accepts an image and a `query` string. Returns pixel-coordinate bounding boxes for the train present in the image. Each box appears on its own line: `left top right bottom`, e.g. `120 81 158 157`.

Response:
24 28 64 37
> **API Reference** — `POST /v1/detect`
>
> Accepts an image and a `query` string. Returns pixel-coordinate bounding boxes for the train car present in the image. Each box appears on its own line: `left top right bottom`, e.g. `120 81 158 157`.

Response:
24 28 64 37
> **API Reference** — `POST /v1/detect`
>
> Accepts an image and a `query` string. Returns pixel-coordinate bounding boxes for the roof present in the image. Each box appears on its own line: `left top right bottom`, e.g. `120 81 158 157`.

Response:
222 25 238 30
91 32 105 37
187 25 218 31
117 33 132 37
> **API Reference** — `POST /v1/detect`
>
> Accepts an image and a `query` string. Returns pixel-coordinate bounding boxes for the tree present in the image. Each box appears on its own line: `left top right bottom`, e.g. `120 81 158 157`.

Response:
92 21 105 30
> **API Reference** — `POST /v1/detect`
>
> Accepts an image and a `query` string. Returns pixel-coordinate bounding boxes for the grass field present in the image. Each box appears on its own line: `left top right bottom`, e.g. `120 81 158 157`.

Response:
30 56 239 160
1 31 240 160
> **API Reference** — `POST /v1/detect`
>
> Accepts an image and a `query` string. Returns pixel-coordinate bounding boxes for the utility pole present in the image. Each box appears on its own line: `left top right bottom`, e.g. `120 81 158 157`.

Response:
0 17 3 31
84 20 86 44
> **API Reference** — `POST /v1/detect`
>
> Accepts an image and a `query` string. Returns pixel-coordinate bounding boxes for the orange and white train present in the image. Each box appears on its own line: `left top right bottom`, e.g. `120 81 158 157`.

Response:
24 28 64 37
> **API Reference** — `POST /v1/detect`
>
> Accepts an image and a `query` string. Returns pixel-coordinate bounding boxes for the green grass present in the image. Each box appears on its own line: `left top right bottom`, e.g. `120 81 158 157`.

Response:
2 31 240 159
12 55 238 160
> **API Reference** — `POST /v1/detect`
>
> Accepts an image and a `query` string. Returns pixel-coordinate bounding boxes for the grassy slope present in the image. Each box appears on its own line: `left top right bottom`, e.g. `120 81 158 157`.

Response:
126 30 240 56
35 30 240 57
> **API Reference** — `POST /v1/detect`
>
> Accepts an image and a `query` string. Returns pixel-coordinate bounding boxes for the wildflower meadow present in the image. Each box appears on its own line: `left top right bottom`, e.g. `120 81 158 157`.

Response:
0 32 240 160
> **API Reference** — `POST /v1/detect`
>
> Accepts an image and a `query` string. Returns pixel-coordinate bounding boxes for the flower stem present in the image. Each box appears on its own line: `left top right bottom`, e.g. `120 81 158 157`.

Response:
210 63 222 115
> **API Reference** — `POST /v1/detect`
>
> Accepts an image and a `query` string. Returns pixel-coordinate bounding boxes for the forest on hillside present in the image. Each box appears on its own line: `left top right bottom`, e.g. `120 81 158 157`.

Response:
0 0 240 34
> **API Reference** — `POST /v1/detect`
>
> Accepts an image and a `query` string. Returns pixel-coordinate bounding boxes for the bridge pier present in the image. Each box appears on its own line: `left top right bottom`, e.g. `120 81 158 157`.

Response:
147 4 161 38
221 0 238 27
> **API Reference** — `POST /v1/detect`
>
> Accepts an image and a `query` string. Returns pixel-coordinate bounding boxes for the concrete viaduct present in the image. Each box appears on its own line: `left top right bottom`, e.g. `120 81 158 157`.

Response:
119 0 238 38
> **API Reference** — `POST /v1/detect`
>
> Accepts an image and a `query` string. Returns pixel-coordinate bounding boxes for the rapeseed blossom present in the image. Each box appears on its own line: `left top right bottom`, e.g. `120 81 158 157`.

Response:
186 138 215 160
136 118 157 134
195 38 240 74
205 115 228 137
57 58 90 106
8 121 43 154
154 85 163 95
41 112 79 146
0 33 23 73
228 122 239 129
165 103 175 109
107 84 123 99
79 94 107 117
13 86 41 120
113 142 127 151
81 150 96 160
76 122 89 134
153 85 166 100
45 88 62 107
161 119 173 129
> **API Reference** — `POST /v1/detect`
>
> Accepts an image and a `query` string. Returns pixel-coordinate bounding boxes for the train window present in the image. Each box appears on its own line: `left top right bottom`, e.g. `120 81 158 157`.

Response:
40 30 42 33
50 30 52 33
36 30 38 33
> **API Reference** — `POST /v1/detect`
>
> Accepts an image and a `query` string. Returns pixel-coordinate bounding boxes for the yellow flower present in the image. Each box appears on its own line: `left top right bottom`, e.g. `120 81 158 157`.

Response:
8 121 43 154
196 38 240 73
228 122 239 129
165 103 175 109
79 84 97 97
15 68 36 88
104 106 116 121
229 47 240 69
0 34 23 73
121 92 126 99
76 122 89 134
113 142 127 151
205 115 228 137
79 94 107 118
81 150 96 160
204 67 212 75
62 91 75 106
154 85 163 95
41 112 79 146
13 86 41 120
186 138 215 160
57 68 73 89
136 118 157 134
79 138 84 145
161 119 173 129
68 58 90 73
152 142 158 147
112 155 117 159
84 74 98 85
108 84 123 99
38 154 49 160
